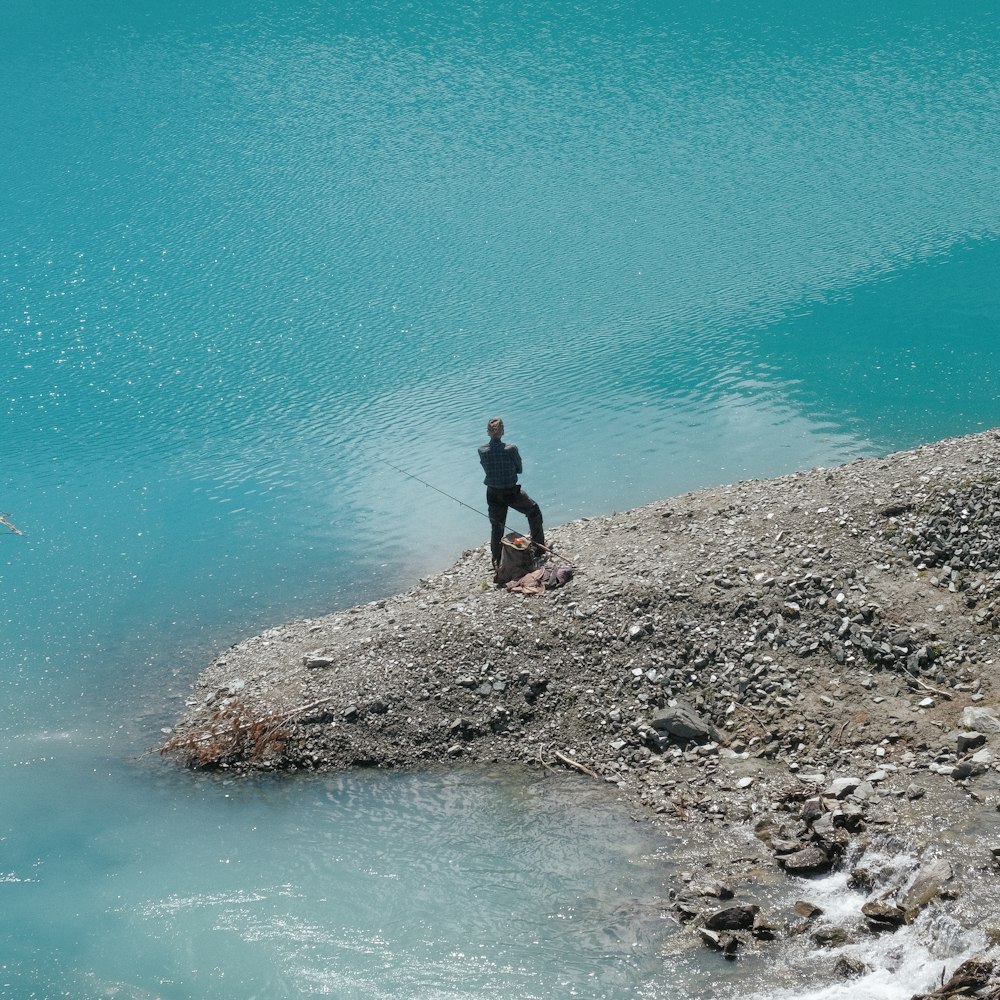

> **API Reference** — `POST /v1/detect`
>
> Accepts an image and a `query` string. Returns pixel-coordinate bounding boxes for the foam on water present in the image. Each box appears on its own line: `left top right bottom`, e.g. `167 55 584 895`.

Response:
728 842 999 1000
755 907 996 1000
2 762 677 998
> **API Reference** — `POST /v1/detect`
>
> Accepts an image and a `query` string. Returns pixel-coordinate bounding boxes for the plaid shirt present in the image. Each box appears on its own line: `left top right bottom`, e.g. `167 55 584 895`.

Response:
478 438 522 487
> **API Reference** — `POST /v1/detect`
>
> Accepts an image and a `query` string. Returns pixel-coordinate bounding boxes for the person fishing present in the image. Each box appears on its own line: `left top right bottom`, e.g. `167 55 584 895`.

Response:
478 417 545 570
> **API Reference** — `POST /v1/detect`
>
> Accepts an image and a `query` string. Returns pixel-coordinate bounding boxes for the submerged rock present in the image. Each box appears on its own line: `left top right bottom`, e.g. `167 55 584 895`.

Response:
862 899 906 931
833 954 869 979
812 925 851 948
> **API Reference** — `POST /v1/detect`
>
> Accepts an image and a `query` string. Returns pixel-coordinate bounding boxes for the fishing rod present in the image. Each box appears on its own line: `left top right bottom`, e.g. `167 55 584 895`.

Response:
375 458 567 562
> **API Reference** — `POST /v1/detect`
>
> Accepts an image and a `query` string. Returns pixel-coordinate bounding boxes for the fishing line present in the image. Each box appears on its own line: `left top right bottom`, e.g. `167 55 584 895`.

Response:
375 458 565 561
376 458 492 523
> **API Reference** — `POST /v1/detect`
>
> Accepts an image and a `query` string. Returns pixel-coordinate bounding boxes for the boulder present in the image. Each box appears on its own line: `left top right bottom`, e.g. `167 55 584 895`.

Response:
771 835 805 854
956 730 988 753
302 651 334 669
704 904 759 931
689 881 734 900
953 760 988 780
800 797 825 823
910 956 999 999
649 704 725 745
697 927 741 958
751 915 778 940
671 897 702 923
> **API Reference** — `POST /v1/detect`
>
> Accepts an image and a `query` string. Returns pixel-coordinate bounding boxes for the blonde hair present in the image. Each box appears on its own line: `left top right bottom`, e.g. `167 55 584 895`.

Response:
487 417 504 438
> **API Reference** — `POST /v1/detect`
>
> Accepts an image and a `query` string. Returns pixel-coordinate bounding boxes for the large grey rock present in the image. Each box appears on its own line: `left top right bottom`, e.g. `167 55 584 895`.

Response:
910 959 997 1000
796 772 827 785
770 835 804 854
697 927 741 957
302 651 334 669
953 759 988 779
899 859 953 918
799 797 825 823
851 781 876 801
689 881 734 900
812 812 837 836
961 707 1000 734
824 776 862 799
649 704 724 745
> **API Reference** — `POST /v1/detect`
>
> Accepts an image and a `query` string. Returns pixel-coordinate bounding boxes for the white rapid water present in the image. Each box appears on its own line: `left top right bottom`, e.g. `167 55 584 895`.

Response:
744 840 997 1000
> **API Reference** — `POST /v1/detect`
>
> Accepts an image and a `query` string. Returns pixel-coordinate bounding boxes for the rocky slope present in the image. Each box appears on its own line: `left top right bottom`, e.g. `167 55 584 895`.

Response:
164 428 1000 973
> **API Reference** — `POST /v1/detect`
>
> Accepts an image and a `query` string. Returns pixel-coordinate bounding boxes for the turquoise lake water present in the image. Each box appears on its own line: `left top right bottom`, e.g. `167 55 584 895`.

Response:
2 1 999 996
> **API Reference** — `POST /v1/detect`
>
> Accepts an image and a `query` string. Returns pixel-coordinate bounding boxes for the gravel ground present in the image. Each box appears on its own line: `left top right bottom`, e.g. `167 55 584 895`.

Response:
164 428 1000 970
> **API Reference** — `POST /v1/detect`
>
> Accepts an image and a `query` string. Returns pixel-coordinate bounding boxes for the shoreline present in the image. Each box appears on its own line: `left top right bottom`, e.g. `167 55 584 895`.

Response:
166 428 1000 971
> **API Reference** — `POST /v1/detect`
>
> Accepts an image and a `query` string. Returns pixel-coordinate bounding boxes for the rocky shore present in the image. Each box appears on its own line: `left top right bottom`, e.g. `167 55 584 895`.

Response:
165 429 1000 988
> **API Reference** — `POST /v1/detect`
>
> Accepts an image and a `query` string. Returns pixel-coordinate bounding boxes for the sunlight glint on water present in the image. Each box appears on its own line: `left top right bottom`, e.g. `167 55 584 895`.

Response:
2 0 999 995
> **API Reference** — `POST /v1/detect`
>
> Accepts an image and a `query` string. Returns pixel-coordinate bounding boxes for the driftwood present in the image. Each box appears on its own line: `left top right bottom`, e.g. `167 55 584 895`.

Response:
0 513 23 535
159 695 338 769
531 745 600 780
552 750 600 779
914 677 954 701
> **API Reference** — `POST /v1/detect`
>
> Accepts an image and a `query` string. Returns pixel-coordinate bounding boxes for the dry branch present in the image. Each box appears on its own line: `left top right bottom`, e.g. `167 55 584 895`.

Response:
552 750 599 779
159 695 337 769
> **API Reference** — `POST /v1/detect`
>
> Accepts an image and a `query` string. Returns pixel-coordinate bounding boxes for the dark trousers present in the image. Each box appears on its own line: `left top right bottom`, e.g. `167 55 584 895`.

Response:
487 485 544 563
